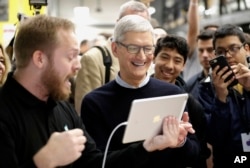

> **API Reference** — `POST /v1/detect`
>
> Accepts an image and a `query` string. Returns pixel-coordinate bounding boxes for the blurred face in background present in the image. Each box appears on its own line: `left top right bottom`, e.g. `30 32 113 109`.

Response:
153 28 167 42
197 38 215 73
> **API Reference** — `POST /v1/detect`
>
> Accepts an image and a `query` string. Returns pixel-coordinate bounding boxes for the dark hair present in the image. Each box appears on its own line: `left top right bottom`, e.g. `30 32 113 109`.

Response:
213 24 245 48
80 39 88 46
197 29 215 41
154 35 189 63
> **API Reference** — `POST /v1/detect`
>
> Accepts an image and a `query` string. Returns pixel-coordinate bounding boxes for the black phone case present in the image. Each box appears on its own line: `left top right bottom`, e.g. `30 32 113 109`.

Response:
209 55 238 88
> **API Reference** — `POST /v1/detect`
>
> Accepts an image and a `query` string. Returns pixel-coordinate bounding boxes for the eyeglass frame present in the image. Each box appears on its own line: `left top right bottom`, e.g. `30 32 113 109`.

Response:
115 41 155 55
214 44 244 56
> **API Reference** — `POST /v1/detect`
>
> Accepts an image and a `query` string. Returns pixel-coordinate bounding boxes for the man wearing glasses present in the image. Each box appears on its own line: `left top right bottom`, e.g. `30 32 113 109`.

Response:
81 15 200 168
199 24 250 167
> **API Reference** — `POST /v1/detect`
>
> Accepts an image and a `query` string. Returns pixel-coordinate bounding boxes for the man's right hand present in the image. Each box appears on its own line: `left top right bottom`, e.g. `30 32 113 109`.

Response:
211 65 233 102
33 128 86 168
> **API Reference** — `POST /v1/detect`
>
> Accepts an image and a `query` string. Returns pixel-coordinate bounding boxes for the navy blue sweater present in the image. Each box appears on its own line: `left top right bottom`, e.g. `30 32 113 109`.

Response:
81 77 200 167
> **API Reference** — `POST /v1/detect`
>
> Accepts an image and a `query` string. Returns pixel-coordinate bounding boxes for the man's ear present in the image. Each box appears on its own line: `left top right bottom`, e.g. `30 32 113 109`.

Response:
111 42 118 58
244 44 250 51
32 51 47 68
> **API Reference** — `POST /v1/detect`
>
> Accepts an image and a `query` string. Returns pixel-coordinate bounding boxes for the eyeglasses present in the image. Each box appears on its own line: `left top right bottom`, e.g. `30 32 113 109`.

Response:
214 44 243 56
116 41 155 55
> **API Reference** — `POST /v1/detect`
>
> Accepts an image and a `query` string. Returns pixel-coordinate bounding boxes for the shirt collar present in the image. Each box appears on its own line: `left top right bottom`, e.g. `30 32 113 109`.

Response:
115 73 150 89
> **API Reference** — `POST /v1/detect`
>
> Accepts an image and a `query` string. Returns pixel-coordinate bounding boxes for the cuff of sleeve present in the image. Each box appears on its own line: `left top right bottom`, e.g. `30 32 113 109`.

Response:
177 137 187 148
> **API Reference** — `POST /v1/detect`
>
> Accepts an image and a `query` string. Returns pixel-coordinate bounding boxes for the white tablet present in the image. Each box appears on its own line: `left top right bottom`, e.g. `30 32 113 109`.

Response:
122 93 188 144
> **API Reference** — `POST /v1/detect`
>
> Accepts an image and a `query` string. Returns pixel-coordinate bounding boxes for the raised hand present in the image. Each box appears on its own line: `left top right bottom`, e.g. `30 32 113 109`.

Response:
211 65 234 102
232 63 250 91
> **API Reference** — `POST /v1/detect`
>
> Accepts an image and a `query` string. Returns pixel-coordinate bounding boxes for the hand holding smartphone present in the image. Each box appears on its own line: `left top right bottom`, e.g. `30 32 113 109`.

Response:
209 55 238 88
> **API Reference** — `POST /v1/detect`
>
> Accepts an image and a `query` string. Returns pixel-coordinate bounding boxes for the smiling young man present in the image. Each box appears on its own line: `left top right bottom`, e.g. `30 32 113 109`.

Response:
81 15 199 168
199 24 250 167
153 35 210 168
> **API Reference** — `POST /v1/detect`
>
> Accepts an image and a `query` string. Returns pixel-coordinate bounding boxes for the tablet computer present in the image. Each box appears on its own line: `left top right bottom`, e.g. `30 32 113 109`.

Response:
122 93 188 144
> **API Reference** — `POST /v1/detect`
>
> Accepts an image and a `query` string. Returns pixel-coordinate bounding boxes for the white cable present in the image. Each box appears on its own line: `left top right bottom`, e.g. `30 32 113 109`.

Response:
102 121 128 168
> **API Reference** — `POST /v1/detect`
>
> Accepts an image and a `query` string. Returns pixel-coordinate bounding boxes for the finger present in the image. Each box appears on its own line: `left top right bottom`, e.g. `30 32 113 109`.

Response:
181 123 195 134
78 144 85 152
220 71 231 82
187 127 195 134
217 66 229 79
163 116 178 135
171 116 179 133
68 129 84 136
181 112 189 122
163 116 171 134
77 135 86 145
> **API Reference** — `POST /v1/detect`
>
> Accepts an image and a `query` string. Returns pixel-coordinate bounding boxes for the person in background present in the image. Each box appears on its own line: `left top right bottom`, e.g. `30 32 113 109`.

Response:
79 39 90 56
148 26 168 76
153 26 167 41
182 0 202 82
185 30 216 168
203 24 219 31
186 29 216 99
0 14 196 168
153 35 210 168
0 43 11 87
199 24 250 167
243 33 250 56
74 0 150 115
68 39 90 105
244 33 250 68
81 14 199 168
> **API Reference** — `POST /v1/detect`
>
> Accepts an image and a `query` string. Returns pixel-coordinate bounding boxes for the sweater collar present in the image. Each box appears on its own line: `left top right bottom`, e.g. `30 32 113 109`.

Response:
115 72 150 89
3 72 56 108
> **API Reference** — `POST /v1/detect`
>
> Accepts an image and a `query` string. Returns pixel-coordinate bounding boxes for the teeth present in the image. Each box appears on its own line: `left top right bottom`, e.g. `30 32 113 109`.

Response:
66 79 71 88
162 71 171 76
132 62 145 66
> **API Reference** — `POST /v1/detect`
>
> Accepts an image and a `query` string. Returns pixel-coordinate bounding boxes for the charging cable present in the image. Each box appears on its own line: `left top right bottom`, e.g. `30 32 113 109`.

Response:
102 121 128 168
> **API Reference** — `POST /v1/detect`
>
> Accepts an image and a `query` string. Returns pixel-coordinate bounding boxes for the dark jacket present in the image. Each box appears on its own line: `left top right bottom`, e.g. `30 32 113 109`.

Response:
199 81 250 167
175 76 211 168
186 71 206 100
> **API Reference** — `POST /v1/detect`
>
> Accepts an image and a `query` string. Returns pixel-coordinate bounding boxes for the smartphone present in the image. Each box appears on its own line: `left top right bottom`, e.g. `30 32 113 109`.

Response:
209 55 238 88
